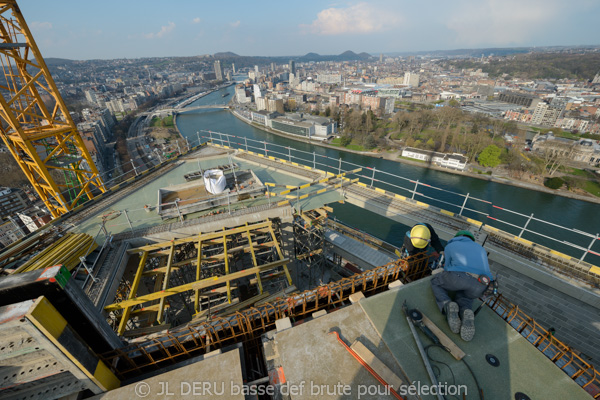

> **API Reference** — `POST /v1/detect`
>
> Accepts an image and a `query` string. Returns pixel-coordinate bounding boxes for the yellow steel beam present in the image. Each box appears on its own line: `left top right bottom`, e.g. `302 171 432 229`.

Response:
117 251 148 336
170 240 276 268
245 222 262 294
194 232 203 313
130 304 169 317
265 167 362 196
104 259 290 311
128 221 273 253
157 243 175 323
141 266 180 276
222 229 231 304
268 224 293 286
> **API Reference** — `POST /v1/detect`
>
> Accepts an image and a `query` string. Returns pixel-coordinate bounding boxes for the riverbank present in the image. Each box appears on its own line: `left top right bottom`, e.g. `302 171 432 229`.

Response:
229 109 600 205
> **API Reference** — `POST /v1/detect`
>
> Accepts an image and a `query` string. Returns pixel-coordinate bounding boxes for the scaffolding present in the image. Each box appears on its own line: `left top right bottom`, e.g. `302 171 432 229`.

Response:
293 208 329 288
99 254 428 379
107 220 293 336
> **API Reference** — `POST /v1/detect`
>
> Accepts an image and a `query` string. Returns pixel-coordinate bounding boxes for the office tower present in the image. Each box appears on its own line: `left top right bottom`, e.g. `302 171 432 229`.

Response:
214 60 224 81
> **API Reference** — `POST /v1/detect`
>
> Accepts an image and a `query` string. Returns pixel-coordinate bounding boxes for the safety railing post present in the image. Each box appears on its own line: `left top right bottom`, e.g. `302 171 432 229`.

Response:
580 234 599 262
174 200 183 222
459 193 470 216
176 141 182 155
209 131 213 142
131 160 138 176
411 180 419 200
288 146 292 162
371 167 376 188
227 193 231 214
244 137 248 152
264 141 267 156
196 131 201 146
338 158 342 176
313 152 316 169
123 209 134 233
519 213 534 238
227 135 231 147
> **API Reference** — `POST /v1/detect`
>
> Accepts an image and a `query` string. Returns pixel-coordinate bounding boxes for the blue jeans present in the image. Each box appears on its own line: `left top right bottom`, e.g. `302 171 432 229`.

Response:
431 271 487 315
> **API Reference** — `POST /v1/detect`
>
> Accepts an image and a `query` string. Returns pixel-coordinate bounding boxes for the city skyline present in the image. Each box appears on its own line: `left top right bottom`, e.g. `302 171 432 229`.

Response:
21 0 600 60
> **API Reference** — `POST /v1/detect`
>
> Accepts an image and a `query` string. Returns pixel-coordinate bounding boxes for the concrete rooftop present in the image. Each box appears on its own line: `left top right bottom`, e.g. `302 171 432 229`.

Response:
265 276 590 400
75 148 342 240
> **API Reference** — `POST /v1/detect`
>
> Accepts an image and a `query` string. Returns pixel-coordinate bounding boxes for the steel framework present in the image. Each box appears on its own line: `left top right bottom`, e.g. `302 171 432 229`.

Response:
0 1 105 217
99 254 431 379
108 220 293 336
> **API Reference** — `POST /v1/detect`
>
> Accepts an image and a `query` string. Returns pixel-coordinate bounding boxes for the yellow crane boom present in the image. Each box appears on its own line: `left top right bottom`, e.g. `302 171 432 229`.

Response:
0 1 105 217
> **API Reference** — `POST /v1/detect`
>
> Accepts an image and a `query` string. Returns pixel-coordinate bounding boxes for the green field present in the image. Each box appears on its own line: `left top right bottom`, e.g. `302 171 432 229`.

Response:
330 138 366 151
583 180 600 197
150 115 174 128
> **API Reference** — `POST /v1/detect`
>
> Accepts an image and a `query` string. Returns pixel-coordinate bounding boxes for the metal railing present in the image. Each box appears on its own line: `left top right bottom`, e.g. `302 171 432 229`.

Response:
6 129 597 275
202 130 600 266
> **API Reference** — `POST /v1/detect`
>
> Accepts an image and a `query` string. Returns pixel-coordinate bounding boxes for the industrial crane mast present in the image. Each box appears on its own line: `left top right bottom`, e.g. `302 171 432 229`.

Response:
0 1 105 217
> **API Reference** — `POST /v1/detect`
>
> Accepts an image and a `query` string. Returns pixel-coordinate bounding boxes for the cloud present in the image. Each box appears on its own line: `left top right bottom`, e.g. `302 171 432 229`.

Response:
230 20 241 28
193 17 201 24
143 22 175 39
446 0 564 46
30 21 52 30
301 3 400 35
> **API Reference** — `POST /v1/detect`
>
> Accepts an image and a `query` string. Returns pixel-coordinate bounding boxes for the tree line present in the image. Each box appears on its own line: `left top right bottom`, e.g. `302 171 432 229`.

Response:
443 52 600 81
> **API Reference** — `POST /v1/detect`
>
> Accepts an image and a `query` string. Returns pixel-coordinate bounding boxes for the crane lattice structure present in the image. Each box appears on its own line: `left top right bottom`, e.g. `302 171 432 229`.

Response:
0 1 105 217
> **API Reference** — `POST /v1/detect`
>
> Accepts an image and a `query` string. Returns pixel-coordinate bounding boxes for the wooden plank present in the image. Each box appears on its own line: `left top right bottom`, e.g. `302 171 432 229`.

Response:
130 304 169 316
212 291 271 316
142 266 179 276
170 240 276 268
419 310 466 360
122 324 171 338
194 232 203 313
249 271 286 285
350 340 405 391
255 285 297 305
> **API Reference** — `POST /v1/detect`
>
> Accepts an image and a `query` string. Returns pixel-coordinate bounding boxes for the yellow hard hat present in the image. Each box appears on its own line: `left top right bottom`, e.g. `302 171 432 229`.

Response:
410 225 431 249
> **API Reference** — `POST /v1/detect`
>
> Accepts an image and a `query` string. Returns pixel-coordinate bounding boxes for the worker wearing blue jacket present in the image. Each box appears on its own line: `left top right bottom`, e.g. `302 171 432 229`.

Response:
431 230 491 341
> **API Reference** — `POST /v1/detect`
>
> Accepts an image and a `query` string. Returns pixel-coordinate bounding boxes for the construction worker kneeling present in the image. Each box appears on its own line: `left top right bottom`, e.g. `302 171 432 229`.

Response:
401 223 444 258
430 230 491 341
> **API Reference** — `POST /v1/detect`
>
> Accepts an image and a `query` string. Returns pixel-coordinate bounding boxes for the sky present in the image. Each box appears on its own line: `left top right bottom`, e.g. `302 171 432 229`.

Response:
19 0 600 60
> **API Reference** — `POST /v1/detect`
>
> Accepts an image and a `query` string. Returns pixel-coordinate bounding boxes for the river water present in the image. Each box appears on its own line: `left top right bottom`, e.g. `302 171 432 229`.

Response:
176 84 600 266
